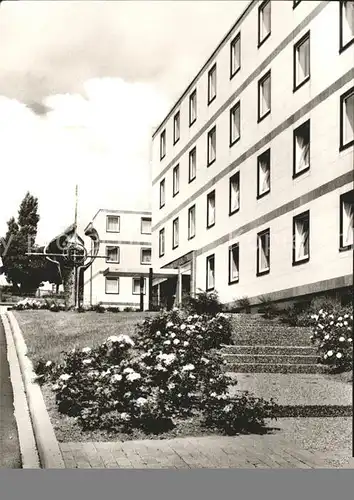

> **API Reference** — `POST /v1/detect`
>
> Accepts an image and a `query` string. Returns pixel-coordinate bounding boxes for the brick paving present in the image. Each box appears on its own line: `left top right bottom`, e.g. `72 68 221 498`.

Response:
59 434 337 469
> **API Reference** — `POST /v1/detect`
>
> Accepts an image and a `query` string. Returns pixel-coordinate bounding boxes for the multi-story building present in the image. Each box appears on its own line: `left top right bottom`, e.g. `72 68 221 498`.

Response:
151 0 354 310
83 209 153 309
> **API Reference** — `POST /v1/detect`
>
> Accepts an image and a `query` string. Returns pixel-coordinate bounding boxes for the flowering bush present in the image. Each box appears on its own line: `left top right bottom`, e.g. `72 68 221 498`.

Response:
310 309 353 370
37 309 276 434
183 290 223 316
13 298 65 312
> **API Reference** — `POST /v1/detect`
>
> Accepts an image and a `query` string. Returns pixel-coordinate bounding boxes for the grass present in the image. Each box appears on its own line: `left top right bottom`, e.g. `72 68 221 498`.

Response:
14 310 157 365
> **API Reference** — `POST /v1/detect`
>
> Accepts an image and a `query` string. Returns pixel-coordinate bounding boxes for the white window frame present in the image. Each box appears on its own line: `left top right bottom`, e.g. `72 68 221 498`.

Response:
132 277 146 295
141 217 152 235
106 215 120 233
105 277 119 295
140 247 152 265
293 211 310 265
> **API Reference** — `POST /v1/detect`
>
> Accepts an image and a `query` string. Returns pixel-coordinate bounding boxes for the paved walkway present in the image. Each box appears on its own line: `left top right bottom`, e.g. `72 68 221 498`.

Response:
59 434 337 469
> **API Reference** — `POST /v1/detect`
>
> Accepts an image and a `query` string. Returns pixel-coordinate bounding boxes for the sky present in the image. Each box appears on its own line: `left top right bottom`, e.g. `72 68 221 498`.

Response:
0 0 248 245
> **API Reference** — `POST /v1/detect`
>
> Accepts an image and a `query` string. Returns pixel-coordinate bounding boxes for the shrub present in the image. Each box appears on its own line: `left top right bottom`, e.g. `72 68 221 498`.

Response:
183 290 223 316
258 295 279 319
235 296 251 314
38 309 276 434
310 308 353 371
92 302 106 313
279 305 313 327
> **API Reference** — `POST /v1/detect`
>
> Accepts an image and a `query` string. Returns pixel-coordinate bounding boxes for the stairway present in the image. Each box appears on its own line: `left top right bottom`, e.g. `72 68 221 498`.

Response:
222 314 325 374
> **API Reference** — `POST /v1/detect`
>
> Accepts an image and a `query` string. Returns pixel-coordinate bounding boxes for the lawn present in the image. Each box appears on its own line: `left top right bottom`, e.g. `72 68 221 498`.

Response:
14 310 157 365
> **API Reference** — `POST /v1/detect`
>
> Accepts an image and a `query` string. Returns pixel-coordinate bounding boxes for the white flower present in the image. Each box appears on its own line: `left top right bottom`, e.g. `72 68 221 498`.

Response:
336 353 342 359
156 331 161 336
111 374 122 383
330 321 334 326
166 322 174 328
163 340 171 345
311 314 319 321
329 314 334 319
210 392 217 397
338 317 343 321
183 341 189 347
157 353 176 365
344 314 349 319
108 334 134 346
160 389 165 393
201 357 210 364
324 354 328 360
318 324 324 330
59 374 71 381
120 412 130 421
182 364 195 372
45 361 53 367
339 337 345 342
324 334 330 340
156 364 164 371
126 372 141 382
344 321 348 326
135 397 148 407
168 383 176 390
123 367 134 374
173 339 180 345
348 338 352 343
318 309 323 314
180 324 186 331
327 350 333 357
82 358 92 365
82 347 91 353
170 332 176 338
223 404 233 413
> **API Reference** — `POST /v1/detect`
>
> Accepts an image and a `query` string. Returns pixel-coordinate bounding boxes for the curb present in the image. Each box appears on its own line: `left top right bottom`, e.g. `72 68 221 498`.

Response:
6 310 65 469
1 313 40 468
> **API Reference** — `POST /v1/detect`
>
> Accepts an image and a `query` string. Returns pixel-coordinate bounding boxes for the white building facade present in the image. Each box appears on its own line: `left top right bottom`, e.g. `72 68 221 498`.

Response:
151 0 354 309
83 209 153 309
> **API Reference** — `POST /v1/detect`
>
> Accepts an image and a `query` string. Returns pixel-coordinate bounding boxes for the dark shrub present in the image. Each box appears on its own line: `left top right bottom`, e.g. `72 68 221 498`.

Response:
183 290 223 316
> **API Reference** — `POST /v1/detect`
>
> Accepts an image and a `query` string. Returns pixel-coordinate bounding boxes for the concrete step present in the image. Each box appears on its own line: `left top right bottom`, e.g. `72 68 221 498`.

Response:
222 354 319 365
233 334 312 346
221 345 317 356
224 363 328 374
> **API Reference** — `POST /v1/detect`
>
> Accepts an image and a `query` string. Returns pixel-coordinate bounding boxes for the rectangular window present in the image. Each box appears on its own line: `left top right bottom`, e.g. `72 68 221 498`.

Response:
293 119 310 177
207 190 216 228
173 111 180 144
106 215 120 233
258 71 271 121
230 101 241 146
294 32 310 91
189 90 197 126
106 246 120 263
293 211 310 265
172 164 179 197
105 277 119 294
159 228 165 257
340 0 354 52
141 247 152 264
189 147 197 182
229 171 240 215
257 149 271 199
208 64 217 104
258 0 271 47
340 86 354 150
132 277 146 295
340 191 354 250
206 254 215 291
207 126 216 166
160 129 166 160
228 243 239 284
159 179 165 208
257 228 270 276
172 217 179 249
188 205 196 240
230 33 241 78
141 217 152 234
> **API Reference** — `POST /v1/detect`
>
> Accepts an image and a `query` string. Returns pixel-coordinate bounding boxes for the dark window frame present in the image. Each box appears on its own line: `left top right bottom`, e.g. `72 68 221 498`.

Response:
206 190 216 229
293 0 302 8
106 215 120 233
132 277 146 295
229 101 241 147
188 204 196 241
340 86 354 151
189 90 197 127
339 190 354 251
207 125 217 167
207 63 217 105
228 243 240 285
293 119 311 178
105 277 120 295
173 111 180 145
188 147 197 183
105 245 120 264
292 210 310 266
172 217 179 250
206 254 215 292
230 32 241 79
257 70 271 123
159 228 165 257
339 0 354 53
160 129 166 160
293 31 310 92
159 178 166 209
256 228 270 277
172 164 180 197
140 217 152 235
140 247 152 265
258 0 271 48
257 148 271 200
229 171 240 216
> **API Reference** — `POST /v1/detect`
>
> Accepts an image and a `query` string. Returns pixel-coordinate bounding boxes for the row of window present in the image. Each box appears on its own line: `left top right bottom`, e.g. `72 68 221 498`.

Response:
105 245 151 265
159 86 354 210
204 190 354 290
159 1 354 160
106 215 152 235
105 277 148 295
159 190 354 262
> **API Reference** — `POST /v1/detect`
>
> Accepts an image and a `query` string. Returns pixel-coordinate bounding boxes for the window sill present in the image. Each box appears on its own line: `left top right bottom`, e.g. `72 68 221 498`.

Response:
159 204 165 210
159 254 165 258
172 191 179 198
292 256 310 266
230 136 240 148
339 140 354 152
256 269 270 277
228 278 239 285
258 32 271 49
339 245 353 252
141 261 152 265
188 176 196 184
141 232 152 235
106 261 120 264
230 66 241 81
208 95 216 106
172 245 179 250
189 118 196 128
229 207 240 217
339 38 354 54
188 235 196 241
206 286 215 292
292 165 310 179
105 292 119 295
173 138 180 146
207 158 216 168
160 154 166 162
257 189 270 200
133 293 146 296
207 223 215 230
257 109 271 123
293 75 310 93
106 230 120 234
